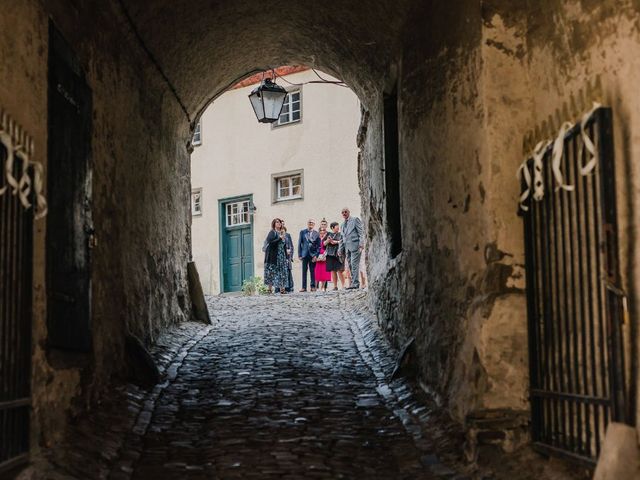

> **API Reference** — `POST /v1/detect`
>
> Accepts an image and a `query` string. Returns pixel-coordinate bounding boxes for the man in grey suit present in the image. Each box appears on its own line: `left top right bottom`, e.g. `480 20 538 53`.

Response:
338 207 365 289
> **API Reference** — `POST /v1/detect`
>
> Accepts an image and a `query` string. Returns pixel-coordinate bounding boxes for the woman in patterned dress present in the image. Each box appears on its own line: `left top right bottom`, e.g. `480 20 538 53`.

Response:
264 218 289 294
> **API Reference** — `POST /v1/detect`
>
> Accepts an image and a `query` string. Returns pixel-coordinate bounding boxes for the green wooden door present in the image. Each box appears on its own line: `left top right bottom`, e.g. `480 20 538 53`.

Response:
224 229 242 291
221 197 254 292
241 229 253 284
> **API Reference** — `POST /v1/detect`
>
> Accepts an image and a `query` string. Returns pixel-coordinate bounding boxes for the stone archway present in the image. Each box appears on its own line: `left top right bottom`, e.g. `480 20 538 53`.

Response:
104 0 536 450
5 0 640 475
11 0 531 452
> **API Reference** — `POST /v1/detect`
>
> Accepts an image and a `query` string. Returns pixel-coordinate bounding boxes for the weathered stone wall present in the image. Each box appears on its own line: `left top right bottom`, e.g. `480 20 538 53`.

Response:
475 0 640 439
366 0 640 434
515 0 640 437
0 0 191 450
364 0 529 421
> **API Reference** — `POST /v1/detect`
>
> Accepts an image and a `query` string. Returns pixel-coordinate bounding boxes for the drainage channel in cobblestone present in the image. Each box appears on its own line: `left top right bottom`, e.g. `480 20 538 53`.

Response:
340 292 464 475
107 325 214 478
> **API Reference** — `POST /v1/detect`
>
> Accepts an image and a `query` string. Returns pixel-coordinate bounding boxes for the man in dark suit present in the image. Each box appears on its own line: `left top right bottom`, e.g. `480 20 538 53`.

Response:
298 218 321 292
338 207 364 289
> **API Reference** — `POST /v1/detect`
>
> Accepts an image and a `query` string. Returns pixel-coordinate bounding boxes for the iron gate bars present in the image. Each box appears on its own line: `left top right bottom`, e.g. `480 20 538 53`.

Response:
0 135 34 474
521 107 629 466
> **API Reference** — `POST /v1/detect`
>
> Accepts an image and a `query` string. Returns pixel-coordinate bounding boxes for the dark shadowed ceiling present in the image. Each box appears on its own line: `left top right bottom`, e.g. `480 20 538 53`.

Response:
117 0 412 119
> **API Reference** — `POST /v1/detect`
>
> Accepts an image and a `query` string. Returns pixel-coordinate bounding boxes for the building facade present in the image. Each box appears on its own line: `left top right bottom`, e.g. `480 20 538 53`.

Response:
190 68 361 294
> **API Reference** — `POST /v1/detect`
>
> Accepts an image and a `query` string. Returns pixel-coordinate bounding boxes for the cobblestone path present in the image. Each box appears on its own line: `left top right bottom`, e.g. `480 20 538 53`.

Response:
31 292 584 480
110 291 460 480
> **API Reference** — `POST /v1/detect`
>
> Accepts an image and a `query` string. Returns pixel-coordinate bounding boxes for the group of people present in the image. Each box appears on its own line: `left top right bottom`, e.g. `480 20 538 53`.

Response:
263 207 366 294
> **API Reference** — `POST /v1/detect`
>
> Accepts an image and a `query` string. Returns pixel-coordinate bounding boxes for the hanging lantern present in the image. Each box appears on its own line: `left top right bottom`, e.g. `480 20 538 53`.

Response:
248 78 288 123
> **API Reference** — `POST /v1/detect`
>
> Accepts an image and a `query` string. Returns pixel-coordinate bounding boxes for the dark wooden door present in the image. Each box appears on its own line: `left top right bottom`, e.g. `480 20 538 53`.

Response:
46 23 93 351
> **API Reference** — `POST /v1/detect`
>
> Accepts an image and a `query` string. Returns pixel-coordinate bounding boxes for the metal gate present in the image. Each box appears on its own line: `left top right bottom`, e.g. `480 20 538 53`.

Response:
0 123 34 474
521 107 629 465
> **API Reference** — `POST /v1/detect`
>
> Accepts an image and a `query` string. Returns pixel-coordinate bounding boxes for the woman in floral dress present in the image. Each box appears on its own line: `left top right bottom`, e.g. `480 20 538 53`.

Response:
263 218 289 294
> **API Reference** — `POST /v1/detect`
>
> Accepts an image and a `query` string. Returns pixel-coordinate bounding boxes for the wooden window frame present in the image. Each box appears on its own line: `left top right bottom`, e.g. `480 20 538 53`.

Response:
273 89 302 127
225 200 251 227
192 188 203 216
192 120 202 146
272 169 304 203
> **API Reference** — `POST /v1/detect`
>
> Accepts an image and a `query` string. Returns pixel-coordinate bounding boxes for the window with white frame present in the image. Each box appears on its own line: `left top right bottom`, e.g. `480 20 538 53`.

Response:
191 188 202 216
192 121 202 146
274 171 303 202
274 90 301 126
225 200 251 227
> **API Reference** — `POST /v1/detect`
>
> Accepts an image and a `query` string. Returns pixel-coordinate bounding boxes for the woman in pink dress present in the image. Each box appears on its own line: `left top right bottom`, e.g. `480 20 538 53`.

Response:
314 226 332 291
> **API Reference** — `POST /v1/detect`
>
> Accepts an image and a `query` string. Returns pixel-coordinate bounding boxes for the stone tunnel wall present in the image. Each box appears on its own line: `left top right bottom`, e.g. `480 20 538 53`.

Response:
366 0 640 428
0 0 191 450
514 0 640 436
365 0 529 422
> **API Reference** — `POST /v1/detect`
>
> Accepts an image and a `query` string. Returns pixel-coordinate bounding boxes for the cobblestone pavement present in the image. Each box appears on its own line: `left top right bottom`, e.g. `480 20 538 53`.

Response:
110 291 462 479
29 291 582 480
